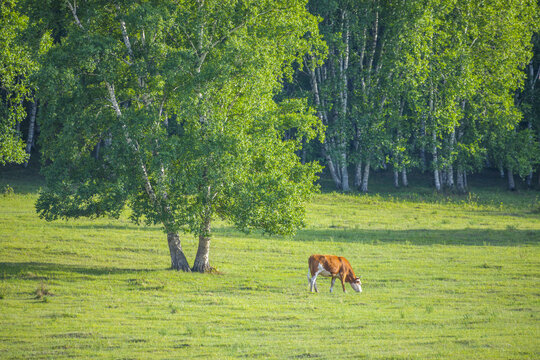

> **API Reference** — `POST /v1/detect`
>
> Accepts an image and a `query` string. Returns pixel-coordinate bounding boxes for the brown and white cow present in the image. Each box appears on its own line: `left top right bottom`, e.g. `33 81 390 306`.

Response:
308 254 362 293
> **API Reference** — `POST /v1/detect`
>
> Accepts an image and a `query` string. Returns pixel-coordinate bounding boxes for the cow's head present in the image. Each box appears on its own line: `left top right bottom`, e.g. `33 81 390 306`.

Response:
350 277 362 293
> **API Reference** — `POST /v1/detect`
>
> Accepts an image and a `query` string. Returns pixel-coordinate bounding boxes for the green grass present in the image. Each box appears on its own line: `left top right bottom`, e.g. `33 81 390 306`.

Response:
1 167 539 359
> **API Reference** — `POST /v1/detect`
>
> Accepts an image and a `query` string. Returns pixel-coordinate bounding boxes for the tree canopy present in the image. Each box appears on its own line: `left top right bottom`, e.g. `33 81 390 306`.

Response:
34 0 324 272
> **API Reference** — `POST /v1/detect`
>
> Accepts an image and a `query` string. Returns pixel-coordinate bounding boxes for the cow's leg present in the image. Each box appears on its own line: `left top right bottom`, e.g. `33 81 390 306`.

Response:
330 277 337 293
308 271 316 292
340 274 347 293
312 270 323 293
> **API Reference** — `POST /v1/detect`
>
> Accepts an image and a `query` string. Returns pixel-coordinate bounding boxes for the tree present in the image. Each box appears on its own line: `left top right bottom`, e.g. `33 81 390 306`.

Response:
517 33 540 187
0 0 38 165
398 0 537 192
303 0 352 191
35 0 323 272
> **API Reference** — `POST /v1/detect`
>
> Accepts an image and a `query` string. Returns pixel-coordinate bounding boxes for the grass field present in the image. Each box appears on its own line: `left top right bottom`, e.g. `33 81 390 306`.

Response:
1 166 539 359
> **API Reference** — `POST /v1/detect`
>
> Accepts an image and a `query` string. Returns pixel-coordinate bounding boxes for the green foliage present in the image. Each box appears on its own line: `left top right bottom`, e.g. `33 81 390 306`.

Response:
35 1 324 260
0 0 37 165
303 0 538 191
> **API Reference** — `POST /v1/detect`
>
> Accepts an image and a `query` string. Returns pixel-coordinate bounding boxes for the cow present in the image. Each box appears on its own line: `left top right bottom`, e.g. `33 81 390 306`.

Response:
308 254 362 293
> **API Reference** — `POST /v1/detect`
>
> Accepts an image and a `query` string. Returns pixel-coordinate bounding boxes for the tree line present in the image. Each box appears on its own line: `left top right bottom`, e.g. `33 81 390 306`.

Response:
0 1 538 270
300 0 539 192
2 1 539 192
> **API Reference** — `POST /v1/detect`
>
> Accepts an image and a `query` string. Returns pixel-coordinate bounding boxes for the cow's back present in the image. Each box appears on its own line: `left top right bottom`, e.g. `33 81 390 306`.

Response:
309 254 341 276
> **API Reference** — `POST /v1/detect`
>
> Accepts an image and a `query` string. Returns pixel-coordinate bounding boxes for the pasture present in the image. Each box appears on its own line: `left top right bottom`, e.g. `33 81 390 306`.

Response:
1 168 539 359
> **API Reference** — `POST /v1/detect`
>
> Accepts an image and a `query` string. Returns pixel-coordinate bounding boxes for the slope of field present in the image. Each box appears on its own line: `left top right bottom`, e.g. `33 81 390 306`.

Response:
1 169 539 359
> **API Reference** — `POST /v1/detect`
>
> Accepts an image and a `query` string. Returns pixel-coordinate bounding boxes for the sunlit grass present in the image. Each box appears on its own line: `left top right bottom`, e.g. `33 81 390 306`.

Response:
1 167 539 359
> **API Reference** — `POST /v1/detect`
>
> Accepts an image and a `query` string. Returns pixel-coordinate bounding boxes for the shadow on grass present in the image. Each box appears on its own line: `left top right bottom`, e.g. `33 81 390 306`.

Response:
50 222 160 232
0 261 161 279
214 226 540 246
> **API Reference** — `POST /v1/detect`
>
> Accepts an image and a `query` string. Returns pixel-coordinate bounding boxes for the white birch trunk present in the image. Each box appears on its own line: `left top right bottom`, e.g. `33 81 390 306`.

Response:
322 145 342 190
507 168 516 191
340 153 350 192
361 162 370 193
393 170 399 188
192 214 212 273
526 120 533 187
447 127 455 188
432 130 441 192
457 169 465 193
401 168 408 187
106 81 190 271
354 161 362 189
420 117 426 170
305 57 342 190
446 168 454 188
23 98 38 168
338 11 350 192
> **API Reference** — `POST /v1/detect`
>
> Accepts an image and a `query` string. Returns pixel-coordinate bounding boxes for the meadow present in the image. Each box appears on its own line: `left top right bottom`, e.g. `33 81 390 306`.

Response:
1 166 539 359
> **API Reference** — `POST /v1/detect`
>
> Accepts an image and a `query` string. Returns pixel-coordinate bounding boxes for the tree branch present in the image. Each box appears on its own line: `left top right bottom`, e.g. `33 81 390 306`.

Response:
66 0 84 30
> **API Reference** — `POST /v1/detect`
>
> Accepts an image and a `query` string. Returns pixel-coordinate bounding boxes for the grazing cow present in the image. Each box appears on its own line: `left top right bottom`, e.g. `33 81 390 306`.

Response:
308 254 362 293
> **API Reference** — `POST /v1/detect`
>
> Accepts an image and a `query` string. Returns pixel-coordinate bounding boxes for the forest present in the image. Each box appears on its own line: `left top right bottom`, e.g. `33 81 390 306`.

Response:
1 0 539 192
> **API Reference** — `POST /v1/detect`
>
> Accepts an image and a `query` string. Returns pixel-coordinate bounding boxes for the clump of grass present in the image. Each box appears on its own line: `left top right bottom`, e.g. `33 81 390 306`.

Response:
2 184 14 197
127 278 165 291
35 281 53 301
531 201 540 214
480 263 503 270
206 266 223 275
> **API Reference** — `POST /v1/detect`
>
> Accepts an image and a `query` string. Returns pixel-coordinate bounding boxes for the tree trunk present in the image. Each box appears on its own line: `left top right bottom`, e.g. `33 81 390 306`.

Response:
457 169 466 193
325 154 342 190
94 140 101 159
401 168 408 187
507 168 516 191
340 153 350 192
338 12 350 193
393 169 399 188
192 217 212 273
446 167 454 188
440 170 447 187
432 131 441 192
361 161 370 193
420 117 426 171
434 169 441 192
526 172 532 187
23 98 38 168
167 232 191 271
354 160 362 188
499 166 504 178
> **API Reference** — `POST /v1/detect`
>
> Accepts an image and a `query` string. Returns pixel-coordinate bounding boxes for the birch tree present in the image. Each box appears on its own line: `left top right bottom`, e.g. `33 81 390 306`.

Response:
0 0 37 165
35 0 323 272
401 0 536 191
304 0 354 191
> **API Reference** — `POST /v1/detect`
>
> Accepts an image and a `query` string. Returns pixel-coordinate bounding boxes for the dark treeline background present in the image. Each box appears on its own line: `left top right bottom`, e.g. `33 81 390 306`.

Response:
1 0 539 193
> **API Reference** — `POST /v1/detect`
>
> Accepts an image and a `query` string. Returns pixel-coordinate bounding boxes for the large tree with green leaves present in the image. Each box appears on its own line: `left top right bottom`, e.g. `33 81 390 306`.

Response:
35 0 323 272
